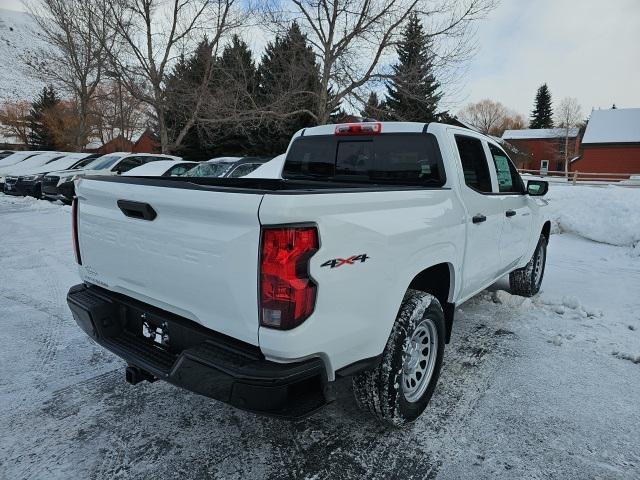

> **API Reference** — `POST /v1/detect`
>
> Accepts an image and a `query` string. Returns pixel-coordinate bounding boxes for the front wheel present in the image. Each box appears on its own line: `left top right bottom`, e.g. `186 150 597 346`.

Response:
509 234 547 297
352 289 445 427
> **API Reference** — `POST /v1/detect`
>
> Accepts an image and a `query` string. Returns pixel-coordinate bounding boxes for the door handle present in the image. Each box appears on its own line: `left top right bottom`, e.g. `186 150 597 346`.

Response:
472 214 487 224
505 210 516 217
117 199 157 221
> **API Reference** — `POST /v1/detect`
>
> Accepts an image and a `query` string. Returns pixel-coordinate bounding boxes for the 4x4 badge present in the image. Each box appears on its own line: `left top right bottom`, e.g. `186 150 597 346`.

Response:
321 254 370 269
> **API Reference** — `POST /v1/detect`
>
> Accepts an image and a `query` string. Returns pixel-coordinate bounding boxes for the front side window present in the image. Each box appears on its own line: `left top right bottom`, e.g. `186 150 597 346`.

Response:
454 135 492 193
488 143 524 193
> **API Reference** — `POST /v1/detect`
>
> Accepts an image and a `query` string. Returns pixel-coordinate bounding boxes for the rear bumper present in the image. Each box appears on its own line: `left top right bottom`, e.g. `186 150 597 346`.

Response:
67 284 329 418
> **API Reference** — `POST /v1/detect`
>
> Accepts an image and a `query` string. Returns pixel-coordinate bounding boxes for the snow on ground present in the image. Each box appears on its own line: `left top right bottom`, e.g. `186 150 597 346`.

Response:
1 185 639 479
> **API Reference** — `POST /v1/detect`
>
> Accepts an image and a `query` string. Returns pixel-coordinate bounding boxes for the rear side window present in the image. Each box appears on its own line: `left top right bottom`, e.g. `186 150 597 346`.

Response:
455 135 492 193
283 134 445 186
488 143 524 193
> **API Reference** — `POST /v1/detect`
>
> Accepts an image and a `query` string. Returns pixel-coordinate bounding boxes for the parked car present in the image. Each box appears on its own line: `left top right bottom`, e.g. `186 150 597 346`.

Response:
43 153 181 203
243 154 285 179
185 156 269 178
123 160 198 177
67 121 550 425
1 152 65 192
0 151 46 186
5 153 98 198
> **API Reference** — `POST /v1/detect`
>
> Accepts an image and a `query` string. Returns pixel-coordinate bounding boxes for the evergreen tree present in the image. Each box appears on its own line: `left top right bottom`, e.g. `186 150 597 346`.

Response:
204 35 258 157
529 83 554 129
28 86 60 150
255 22 321 155
164 39 214 160
385 13 443 122
361 92 386 120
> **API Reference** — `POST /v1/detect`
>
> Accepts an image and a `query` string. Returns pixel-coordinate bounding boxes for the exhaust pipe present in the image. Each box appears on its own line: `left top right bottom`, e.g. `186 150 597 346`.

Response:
125 365 156 385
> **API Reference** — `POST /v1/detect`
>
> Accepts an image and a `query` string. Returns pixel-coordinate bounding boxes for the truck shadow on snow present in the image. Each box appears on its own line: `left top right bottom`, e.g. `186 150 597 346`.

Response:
29 291 522 480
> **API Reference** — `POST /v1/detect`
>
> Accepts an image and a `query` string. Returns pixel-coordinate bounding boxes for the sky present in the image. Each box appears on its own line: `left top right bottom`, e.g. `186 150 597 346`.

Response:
462 0 640 117
2 0 639 119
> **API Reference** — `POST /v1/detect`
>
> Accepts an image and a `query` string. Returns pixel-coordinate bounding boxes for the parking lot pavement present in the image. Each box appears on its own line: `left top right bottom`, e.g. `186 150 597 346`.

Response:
1 195 639 479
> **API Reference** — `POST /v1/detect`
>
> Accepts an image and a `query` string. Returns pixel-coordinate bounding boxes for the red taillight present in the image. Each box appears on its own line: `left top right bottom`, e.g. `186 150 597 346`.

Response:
260 226 319 330
334 122 382 136
71 197 82 265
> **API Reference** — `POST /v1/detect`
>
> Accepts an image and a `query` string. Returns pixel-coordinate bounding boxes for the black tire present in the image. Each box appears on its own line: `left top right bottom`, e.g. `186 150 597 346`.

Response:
509 234 547 297
352 289 446 427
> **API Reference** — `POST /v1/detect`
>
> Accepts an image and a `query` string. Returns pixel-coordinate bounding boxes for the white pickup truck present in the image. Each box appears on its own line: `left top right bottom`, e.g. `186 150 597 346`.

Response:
67 122 550 426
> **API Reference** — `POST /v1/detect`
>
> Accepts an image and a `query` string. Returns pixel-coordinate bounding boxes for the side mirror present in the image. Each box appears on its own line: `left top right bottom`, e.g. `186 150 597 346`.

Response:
527 180 548 196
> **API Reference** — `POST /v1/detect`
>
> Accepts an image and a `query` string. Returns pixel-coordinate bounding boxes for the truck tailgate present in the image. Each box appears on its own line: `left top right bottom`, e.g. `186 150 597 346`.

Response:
75 178 263 345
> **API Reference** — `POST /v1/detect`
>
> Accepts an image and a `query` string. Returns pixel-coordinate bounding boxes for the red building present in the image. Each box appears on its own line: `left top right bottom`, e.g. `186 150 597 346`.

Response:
571 108 640 174
502 128 581 172
88 130 160 155
131 129 161 154
96 135 133 154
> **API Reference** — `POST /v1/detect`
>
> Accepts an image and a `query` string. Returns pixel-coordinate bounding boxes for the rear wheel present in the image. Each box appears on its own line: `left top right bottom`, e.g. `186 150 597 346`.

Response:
352 289 445 427
509 234 547 297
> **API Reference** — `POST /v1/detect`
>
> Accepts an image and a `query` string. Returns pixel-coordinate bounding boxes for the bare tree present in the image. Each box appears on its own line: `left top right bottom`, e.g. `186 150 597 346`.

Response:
263 0 495 124
0 101 31 145
98 0 246 153
92 81 150 147
457 99 525 136
555 97 582 176
23 0 112 151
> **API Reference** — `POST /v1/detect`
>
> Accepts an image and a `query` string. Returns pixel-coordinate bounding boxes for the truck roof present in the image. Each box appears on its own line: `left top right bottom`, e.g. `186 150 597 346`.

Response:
301 122 429 136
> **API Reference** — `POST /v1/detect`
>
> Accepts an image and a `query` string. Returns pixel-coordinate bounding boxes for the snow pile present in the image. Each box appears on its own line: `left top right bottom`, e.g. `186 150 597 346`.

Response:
546 185 640 249
537 294 604 318
491 289 532 308
0 193 69 212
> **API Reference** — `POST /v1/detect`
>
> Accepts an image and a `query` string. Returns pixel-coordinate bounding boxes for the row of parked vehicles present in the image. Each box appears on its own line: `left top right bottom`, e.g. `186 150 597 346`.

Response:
0 149 281 202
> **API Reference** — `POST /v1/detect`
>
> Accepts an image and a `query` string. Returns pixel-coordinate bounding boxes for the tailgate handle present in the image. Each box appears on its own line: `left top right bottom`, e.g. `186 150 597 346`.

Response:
117 200 157 221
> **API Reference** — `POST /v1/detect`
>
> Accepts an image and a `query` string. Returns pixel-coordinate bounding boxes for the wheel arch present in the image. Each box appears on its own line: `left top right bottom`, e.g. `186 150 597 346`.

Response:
541 220 551 241
407 262 456 344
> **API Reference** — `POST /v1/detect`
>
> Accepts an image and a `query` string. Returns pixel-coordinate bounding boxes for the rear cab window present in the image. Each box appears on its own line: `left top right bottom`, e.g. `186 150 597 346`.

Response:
283 133 445 187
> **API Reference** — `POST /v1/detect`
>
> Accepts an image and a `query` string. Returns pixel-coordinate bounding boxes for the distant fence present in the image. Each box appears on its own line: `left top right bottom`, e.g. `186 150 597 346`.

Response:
518 169 640 187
